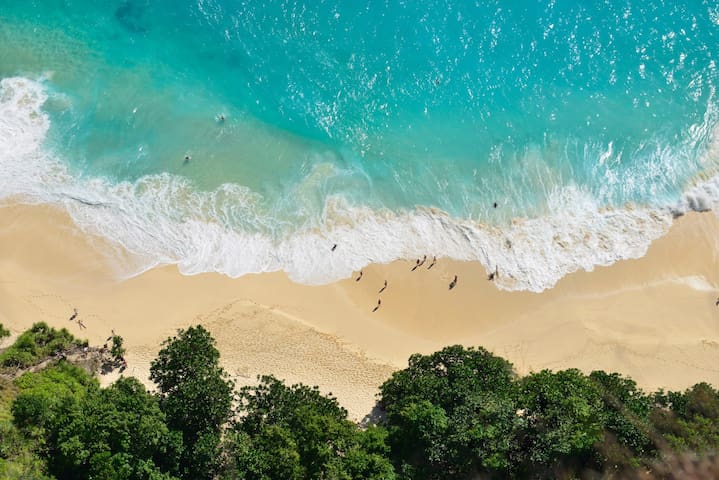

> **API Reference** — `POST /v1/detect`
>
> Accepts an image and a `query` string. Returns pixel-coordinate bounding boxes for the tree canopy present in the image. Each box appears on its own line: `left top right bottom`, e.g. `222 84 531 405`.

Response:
45 377 182 480
515 369 605 474
1 324 718 479
149 325 233 480
227 375 395 480
379 345 519 478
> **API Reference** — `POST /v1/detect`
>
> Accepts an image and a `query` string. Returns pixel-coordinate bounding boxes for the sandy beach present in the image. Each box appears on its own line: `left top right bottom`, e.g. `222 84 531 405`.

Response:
1 201 719 420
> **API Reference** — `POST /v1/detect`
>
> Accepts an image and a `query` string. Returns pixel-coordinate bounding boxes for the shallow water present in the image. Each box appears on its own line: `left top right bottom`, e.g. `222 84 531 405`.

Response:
2 1 719 290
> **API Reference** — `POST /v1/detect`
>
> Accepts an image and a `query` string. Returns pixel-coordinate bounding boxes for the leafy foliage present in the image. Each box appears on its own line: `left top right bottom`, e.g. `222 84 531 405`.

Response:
48 377 182 480
515 369 605 474
0 323 86 370
588 371 654 469
377 348 719 479
238 374 348 435
0 378 53 479
379 345 518 479
150 326 233 480
110 335 126 360
228 375 395 480
4 363 98 479
10 365 182 480
651 382 719 452
2 322 719 480
0 323 10 342
12 362 97 436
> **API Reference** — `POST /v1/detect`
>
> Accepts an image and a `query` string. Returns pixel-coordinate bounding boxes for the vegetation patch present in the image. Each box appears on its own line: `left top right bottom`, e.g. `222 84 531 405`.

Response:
0 323 87 371
0 322 718 479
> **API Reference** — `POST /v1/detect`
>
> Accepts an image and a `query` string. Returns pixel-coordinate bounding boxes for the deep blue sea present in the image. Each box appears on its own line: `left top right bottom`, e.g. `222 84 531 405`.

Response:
2 0 719 290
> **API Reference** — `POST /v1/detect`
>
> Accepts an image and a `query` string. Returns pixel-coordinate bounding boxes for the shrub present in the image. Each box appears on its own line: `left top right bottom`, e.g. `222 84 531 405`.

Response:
0 323 86 370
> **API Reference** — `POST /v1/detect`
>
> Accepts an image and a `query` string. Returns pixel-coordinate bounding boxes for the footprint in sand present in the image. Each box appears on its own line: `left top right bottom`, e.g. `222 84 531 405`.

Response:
26 293 74 320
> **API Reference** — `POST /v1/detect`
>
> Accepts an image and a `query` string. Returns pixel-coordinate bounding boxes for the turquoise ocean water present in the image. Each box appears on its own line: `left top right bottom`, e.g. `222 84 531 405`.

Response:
1 0 719 290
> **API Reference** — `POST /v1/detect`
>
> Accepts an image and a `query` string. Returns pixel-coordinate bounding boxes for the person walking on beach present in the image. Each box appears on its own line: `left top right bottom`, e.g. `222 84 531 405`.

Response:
106 329 117 342
488 265 499 281
449 275 458 290
77 319 86 330
68 308 78 322
411 258 421 271
379 280 388 294
715 297 719 306
418 255 427 267
372 298 381 312
356 270 363 282
428 256 436 270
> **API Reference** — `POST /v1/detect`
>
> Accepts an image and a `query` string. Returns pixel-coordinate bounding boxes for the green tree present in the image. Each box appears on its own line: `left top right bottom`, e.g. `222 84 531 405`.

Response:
379 345 518 479
652 383 719 452
224 427 303 480
238 374 347 435
516 369 605 475
588 370 654 470
228 375 395 480
47 377 182 480
110 335 126 361
0 377 53 479
150 326 233 480
12 361 96 437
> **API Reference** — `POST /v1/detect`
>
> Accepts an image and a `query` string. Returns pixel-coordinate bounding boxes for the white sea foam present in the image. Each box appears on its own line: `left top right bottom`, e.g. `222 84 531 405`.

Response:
1 76 718 292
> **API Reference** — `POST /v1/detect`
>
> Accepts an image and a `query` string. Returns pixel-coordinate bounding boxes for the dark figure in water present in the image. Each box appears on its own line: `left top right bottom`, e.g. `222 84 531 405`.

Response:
69 308 78 322
372 298 382 313
183 154 191 164
427 256 437 270
493 202 498 208
449 275 458 290
379 280 388 294
356 270 363 282
331 244 337 252
488 266 499 281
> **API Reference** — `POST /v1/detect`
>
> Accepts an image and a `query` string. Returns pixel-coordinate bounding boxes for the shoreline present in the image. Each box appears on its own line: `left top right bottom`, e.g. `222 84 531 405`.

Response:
1 202 719 420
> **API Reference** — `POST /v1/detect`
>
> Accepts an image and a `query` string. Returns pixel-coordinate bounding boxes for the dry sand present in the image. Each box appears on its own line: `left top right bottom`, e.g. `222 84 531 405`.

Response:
1 202 719 420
